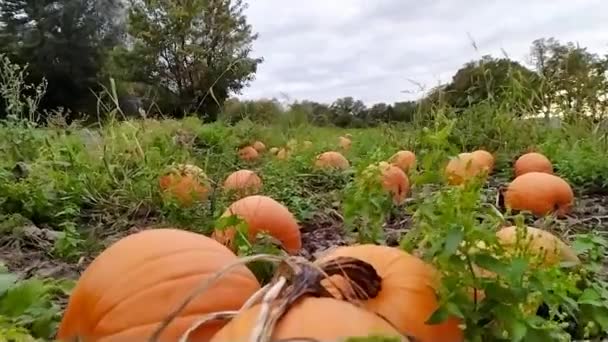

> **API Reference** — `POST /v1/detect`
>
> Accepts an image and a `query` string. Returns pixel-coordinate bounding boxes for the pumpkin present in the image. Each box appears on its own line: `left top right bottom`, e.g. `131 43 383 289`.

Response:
276 148 289 160
159 164 209 206
287 139 298 150
56 229 260 342
318 245 463 342
210 297 406 341
223 170 262 197
238 146 259 161
471 149 495 173
269 147 279 155
444 153 486 185
212 195 301 254
514 152 553 177
497 225 579 267
389 150 416 173
504 172 574 217
379 162 411 205
252 141 266 152
315 151 350 170
302 140 313 149
339 136 352 150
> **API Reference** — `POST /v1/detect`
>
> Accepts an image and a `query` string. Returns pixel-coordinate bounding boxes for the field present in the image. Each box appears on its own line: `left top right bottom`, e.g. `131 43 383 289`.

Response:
1 110 608 341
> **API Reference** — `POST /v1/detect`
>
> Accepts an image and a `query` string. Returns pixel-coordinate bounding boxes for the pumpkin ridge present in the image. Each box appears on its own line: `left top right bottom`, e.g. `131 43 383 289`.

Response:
93 271 254 336
89 246 246 326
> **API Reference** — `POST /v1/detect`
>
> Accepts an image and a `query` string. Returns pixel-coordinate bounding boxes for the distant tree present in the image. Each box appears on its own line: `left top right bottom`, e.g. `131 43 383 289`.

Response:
392 101 417 122
0 0 124 118
329 96 367 127
110 0 262 121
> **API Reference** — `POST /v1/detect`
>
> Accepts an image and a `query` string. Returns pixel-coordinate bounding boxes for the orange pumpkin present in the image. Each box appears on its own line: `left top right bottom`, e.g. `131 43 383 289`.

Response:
223 170 262 197
315 151 350 170
504 172 574 217
56 229 260 342
496 225 580 266
159 164 209 206
276 148 289 160
444 153 486 185
252 141 266 153
210 297 405 341
471 149 495 173
238 146 259 161
339 136 352 150
318 245 463 342
379 162 411 205
389 150 417 173
269 147 279 155
212 195 301 254
514 152 553 177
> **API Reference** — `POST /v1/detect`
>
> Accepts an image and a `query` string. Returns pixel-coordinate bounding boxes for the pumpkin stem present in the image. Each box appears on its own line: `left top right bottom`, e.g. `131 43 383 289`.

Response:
317 256 383 300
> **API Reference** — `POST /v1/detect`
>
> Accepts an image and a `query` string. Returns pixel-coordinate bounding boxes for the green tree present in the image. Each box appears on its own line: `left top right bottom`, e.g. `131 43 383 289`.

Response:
0 0 124 118
111 0 262 121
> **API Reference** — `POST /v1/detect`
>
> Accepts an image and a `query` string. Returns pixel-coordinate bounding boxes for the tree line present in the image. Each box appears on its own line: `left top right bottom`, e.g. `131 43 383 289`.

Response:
0 0 606 126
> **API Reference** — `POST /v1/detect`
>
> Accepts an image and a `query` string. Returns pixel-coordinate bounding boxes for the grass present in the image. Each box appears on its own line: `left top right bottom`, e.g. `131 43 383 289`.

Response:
1 63 608 341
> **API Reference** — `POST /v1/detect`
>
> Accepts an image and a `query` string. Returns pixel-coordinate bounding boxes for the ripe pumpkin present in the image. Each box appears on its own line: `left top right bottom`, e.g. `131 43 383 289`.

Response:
159 164 209 206
497 225 579 267
514 152 553 177
210 297 405 341
339 136 352 150
504 172 574 217
315 151 350 170
471 149 495 173
379 162 410 205
389 150 416 173
238 146 259 161
276 148 289 160
56 229 260 342
252 141 266 153
269 147 279 155
444 153 486 185
318 245 463 342
212 195 301 254
223 170 262 197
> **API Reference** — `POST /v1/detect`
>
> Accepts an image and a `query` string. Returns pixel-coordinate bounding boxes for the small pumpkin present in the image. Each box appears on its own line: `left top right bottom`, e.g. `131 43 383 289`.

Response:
504 172 574 217
318 245 463 342
252 141 266 152
159 163 209 206
56 229 260 342
212 195 301 254
269 147 279 155
379 162 411 205
514 152 553 177
389 150 416 173
339 136 352 150
471 149 495 173
210 297 405 341
444 153 486 185
276 148 289 160
238 146 259 161
315 151 350 170
223 170 262 197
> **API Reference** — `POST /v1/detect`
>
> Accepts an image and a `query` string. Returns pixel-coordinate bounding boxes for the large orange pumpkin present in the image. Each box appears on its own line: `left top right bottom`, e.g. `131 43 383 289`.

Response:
223 170 262 197
514 152 553 177
318 245 463 342
56 229 260 342
315 151 350 170
504 172 574 217
471 150 495 173
389 150 416 173
379 162 411 205
339 136 352 150
238 146 259 161
212 195 301 254
252 141 266 153
159 164 209 206
445 153 486 185
210 297 405 341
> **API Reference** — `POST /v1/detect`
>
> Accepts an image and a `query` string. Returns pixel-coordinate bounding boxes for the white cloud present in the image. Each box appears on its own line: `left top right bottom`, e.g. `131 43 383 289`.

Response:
238 0 608 105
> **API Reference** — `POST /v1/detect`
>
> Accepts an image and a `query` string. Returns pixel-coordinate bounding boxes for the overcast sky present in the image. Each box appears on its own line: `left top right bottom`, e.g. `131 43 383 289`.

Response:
238 0 607 105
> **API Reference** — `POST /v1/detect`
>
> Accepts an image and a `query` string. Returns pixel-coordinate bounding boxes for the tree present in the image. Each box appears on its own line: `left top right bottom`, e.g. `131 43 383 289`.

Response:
111 0 262 121
0 0 124 118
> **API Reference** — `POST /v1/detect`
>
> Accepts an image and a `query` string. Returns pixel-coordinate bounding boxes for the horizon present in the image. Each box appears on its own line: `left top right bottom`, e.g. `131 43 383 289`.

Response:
237 0 608 106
